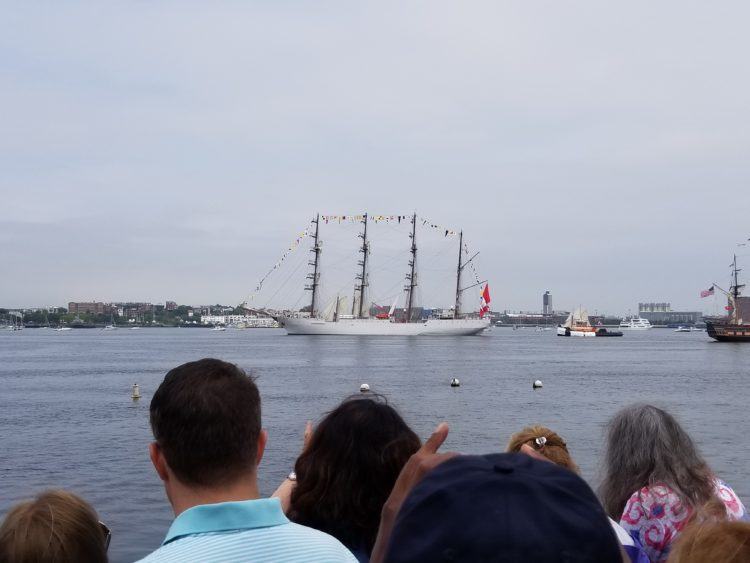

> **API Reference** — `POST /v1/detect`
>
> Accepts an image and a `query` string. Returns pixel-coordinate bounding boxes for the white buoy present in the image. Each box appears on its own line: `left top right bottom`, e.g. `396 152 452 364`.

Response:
360 383 370 393
533 380 543 389
132 383 141 400
450 378 460 387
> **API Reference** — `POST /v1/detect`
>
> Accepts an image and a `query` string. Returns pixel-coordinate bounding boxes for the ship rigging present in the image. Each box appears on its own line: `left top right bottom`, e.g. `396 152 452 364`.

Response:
277 213 491 336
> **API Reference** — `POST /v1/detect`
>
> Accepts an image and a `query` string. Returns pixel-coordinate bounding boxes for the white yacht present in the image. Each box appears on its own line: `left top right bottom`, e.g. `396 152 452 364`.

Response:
619 316 652 330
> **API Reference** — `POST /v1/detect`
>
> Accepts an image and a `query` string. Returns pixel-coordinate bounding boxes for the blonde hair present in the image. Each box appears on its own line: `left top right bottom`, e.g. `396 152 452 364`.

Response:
668 521 750 562
0 489 108 563
506 425 579 473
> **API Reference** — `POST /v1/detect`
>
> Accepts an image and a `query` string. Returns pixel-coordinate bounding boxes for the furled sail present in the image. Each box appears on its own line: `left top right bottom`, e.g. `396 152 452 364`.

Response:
336 296 349 319
574 308 589 322
323 297 338 321
562 312 574 328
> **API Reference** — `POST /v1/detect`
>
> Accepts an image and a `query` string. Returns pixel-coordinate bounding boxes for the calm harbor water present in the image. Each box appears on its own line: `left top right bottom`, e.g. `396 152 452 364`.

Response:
0 327 748 562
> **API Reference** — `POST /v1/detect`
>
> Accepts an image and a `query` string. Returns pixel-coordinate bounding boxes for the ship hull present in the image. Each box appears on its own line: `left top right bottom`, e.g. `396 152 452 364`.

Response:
706 321 750 342
279 317 490 336
557 326 596 337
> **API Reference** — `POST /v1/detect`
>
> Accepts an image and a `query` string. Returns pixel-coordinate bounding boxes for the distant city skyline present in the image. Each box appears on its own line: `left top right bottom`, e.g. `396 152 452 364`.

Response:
2 2 749 314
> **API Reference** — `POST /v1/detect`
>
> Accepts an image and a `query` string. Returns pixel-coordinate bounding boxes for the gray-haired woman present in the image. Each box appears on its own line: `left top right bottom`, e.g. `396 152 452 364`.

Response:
599 404 748 563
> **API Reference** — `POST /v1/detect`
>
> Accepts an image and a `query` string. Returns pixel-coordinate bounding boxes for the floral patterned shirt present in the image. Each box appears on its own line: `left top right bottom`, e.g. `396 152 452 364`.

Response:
618 479 747 562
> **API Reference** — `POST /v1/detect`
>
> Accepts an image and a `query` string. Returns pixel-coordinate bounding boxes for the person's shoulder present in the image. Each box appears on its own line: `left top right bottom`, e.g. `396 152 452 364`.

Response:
276 522 359 561
620 483 679 527
133 524 358 562
713 478 748 519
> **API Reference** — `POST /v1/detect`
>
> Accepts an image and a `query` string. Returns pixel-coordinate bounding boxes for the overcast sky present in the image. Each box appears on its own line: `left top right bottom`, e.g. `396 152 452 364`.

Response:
2 1 749 314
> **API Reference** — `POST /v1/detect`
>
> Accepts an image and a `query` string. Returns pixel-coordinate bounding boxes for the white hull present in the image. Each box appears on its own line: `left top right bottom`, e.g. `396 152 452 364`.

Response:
619 316 652 330
279 317 490 336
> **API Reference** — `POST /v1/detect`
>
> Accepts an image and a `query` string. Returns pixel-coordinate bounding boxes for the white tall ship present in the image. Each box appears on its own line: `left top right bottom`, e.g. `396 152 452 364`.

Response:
619 315 652 330
278 213 491 336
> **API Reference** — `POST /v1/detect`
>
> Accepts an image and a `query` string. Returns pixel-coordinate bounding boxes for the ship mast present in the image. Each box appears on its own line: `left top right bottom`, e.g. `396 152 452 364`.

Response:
353 213 369 318
404 213 418 323
730 254 744 324
454 230 463 318
305 214 322 318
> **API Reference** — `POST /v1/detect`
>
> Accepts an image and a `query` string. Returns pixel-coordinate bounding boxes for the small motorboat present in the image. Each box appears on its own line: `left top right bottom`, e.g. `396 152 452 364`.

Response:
674 326 691 332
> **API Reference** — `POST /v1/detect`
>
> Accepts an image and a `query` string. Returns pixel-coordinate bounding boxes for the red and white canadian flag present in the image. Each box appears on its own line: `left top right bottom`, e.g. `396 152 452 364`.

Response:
480 283 491 317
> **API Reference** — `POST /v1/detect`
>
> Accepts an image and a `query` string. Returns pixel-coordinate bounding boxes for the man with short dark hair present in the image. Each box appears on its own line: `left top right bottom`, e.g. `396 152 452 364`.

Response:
138 358 356 562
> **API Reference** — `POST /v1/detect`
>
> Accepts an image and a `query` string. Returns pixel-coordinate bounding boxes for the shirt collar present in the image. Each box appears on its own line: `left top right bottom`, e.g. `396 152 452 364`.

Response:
163 498 289 545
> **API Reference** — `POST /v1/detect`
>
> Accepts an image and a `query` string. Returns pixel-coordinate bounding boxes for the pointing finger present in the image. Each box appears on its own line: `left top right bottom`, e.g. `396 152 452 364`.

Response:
422 422 449 454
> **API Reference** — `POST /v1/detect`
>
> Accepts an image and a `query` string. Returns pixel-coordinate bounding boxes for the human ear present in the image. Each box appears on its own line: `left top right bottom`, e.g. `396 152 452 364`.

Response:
149 442 169 482
256 430 268 467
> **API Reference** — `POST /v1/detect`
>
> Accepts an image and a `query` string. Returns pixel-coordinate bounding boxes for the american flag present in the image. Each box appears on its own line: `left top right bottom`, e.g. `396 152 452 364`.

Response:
700 286 714 298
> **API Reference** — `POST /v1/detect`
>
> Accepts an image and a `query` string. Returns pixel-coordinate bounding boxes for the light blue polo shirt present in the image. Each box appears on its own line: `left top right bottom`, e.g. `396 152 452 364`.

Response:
136 498 357 563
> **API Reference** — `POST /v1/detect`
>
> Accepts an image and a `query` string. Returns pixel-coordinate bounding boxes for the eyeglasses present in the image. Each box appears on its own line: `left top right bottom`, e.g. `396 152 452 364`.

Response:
99 521 111 552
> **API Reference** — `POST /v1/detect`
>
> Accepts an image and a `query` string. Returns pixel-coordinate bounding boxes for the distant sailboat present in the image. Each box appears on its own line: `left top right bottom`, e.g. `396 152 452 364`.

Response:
103 312 118 330
706 254 750 342
557 308 597 337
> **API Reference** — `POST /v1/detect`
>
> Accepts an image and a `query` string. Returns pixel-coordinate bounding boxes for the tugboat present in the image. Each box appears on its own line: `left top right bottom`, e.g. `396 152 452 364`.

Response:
705 255 750 342
557 308 597 337
557 307 623 337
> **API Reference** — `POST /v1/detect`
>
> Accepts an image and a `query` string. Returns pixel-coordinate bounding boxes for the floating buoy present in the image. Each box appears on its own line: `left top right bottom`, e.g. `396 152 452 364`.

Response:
132 383 141 400
360 383 370 393
532 380 543 389
450 378 460 387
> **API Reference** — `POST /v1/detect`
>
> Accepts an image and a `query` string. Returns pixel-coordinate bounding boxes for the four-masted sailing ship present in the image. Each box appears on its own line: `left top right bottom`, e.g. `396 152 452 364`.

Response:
277 213 491 336
705 254 750 342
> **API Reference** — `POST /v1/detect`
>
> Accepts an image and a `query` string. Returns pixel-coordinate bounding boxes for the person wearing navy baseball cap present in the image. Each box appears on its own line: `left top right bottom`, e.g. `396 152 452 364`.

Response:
380 450 624 562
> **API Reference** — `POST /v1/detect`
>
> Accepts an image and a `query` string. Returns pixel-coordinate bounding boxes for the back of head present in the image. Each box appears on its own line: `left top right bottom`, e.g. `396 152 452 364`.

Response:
0 490 107 563
668 521 750 562
384 453 622 563
291 395 420 554
507 425 578 472
599 403 713 519
150 358 261 487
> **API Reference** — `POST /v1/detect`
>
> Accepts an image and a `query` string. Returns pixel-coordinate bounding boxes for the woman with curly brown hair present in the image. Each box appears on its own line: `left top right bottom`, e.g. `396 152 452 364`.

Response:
274 395 420 562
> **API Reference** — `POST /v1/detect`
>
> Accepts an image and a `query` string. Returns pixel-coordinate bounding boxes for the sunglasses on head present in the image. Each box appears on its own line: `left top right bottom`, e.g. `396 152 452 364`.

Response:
99 521 111 551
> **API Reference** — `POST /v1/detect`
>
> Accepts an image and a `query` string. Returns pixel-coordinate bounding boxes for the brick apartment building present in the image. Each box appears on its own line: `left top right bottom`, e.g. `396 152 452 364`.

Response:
68 302 113 315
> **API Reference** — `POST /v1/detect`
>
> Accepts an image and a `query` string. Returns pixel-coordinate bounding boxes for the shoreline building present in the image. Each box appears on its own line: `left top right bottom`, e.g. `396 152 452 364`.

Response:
201 314 278 328
542 291 553 316
638 302 702 325
68 302 113 315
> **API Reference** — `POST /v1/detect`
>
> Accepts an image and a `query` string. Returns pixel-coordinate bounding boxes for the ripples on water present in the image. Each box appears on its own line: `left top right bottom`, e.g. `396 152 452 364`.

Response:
0 328 747 562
